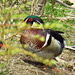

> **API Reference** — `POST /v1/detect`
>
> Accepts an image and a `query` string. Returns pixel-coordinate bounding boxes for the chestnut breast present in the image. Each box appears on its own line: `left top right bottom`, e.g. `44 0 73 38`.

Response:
20 28 46 49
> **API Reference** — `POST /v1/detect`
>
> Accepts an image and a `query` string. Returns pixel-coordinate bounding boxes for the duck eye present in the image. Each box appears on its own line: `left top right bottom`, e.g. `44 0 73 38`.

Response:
29 18 33 22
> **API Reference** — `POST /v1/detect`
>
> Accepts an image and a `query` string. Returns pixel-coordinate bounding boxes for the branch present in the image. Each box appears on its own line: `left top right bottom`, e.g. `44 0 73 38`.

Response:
40 0 47 17
55 17 75 20
65 45 75 51
4 25 24 40
56 0 75 9
35 0 45 15
5 30 19 40
55 57 67 63
11 1 16 8
42 16 75 28
54 17 75 29
30 0 35 15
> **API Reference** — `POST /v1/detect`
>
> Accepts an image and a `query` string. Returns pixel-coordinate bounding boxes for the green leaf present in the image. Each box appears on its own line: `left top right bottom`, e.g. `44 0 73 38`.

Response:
3 0 6 3
0 51 4 55
7 49 11 60
34 34 40 39
39 24 43 29
0 63 6 68
44 22 50 29
11 48 20 55
49 60 56 65
20 4 25 9
40 36 45 42
33 23 39 28
44 59 50 64
50 22 63 29
26 2 31 5
17 22 22 27
24 44 28 49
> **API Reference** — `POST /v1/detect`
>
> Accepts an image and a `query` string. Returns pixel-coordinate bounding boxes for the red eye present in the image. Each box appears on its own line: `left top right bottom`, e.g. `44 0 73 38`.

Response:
29 18 33 22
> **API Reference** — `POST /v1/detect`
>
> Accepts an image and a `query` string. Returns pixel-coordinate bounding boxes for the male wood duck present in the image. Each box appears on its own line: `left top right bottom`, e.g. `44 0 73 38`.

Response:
20 15 66 59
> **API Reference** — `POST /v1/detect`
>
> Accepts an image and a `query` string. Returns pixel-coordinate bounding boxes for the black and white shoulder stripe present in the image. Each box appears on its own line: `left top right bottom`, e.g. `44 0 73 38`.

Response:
44 29 66 48
42 33 52 48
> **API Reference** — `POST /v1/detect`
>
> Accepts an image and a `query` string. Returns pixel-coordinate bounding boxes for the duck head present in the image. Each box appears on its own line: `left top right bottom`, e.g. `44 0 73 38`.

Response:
24 15 44 26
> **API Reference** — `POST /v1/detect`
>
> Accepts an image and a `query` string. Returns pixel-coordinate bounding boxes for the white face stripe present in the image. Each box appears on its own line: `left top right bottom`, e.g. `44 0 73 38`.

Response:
36 20 41 24
26 18 29 21
42 33 50 48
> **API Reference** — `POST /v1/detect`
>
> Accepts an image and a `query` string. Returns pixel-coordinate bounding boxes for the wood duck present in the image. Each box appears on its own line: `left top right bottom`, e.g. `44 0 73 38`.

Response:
20 15 66 59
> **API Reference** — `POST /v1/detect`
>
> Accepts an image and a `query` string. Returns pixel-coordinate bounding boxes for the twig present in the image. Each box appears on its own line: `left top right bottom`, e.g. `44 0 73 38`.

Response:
4 25 24 40
55 57 67 63
36 0 39 5
65 45 75 51
0 25 3 27
30 0 35 15
56 0 75 9
42 16 75 21
42 16 75 28
35 0 45 15
0 58 4 61
40 0 47 17
11 1 16 8
55 17 75 28
51 0 55 18
3 20 7 25
65 13 75 17
55 17 75 20
61 19 75 28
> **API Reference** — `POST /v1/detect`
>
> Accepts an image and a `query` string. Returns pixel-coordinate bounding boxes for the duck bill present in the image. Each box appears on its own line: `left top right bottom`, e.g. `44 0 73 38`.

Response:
24 20 27 24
